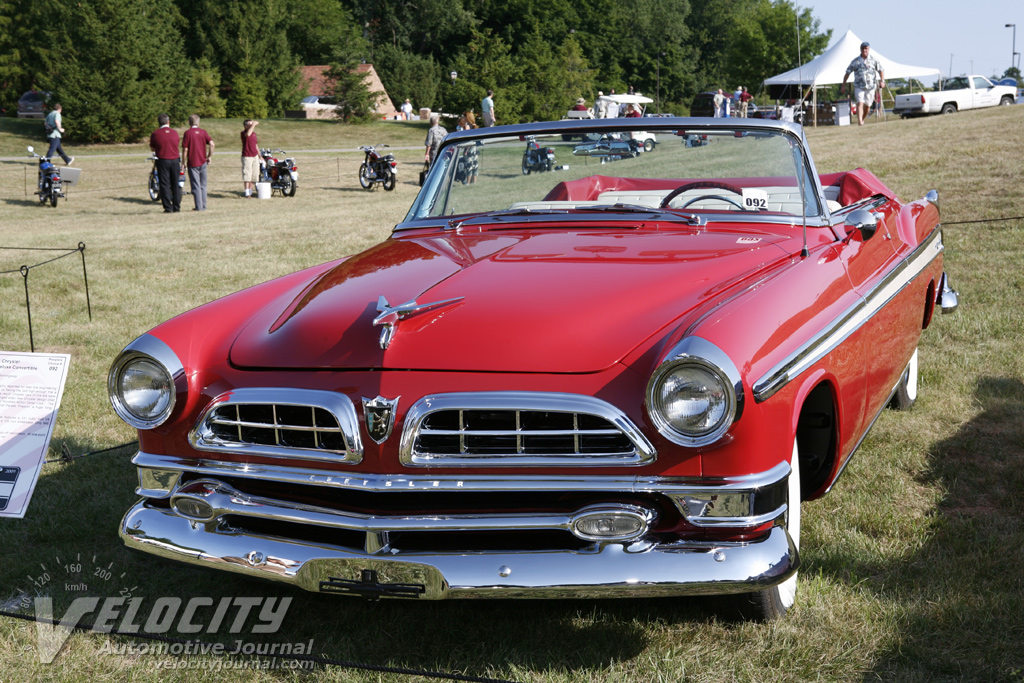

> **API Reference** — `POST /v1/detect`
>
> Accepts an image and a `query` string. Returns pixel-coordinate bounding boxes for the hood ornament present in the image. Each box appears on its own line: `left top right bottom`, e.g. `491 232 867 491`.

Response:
362 395 399 444
373 295 463 349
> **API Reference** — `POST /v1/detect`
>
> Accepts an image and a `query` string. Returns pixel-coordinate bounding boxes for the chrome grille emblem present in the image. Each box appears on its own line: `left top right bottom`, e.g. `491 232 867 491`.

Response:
373 295 464 349
363 395 400 444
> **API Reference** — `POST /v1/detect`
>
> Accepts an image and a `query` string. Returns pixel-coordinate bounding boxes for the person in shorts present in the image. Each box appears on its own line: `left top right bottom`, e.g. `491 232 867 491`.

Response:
240 119 260 197
841 42 885 126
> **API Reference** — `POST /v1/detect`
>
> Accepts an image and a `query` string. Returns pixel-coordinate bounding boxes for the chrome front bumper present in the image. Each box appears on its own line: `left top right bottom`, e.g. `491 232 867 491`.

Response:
120 501 796 599
120 451 798 599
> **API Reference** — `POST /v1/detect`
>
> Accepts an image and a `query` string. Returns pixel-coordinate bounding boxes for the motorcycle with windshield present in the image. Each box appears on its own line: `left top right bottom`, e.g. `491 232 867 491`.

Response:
27 146 64 207
258 148 298 197
358 144 397 191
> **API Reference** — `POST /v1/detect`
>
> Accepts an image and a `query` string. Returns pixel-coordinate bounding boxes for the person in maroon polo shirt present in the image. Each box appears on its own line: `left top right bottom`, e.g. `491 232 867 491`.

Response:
240 119 260 197
182 114 214 211
149 113 181 212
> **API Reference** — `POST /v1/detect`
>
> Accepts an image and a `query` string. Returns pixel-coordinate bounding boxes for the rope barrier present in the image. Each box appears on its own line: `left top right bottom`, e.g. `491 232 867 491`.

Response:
0 243 91 351
0 607 522 683
944 216 1024 225
43 441 137 464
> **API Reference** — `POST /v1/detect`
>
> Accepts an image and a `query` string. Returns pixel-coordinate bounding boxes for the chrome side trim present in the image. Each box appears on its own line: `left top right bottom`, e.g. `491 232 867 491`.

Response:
120 503 797 599
398 392 656 467
753 228 944 402
188 388 363 464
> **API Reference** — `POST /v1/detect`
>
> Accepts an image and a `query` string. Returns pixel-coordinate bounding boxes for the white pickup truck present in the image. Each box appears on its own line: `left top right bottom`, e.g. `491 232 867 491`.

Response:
893 75 1017 116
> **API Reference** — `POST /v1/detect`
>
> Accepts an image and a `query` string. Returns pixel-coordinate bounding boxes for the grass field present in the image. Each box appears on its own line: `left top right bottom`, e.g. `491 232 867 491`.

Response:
1 107 1023 682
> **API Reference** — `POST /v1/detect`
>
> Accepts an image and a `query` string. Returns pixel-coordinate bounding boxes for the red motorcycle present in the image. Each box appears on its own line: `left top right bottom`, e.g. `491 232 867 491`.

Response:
258 148 298 197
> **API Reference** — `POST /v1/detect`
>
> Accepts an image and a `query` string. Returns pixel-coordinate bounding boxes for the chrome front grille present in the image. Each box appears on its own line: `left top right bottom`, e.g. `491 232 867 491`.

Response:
399 392 656 467
190 388 363 464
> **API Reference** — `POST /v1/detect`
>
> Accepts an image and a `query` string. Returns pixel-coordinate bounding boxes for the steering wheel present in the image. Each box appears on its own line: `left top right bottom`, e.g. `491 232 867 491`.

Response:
659 181 748 210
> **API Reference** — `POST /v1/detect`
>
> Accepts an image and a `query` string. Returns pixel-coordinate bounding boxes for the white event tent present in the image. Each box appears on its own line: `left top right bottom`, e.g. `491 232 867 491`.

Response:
763 29 940 122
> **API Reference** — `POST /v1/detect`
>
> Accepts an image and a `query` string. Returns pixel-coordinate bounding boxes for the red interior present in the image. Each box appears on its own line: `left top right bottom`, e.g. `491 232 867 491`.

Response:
542 168 892 208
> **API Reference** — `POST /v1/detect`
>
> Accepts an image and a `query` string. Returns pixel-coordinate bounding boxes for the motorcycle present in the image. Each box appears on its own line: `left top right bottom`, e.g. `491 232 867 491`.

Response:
358 144 397 191
27 145 63 207
258 148 298 197
522 135 556 175
148 155 187 201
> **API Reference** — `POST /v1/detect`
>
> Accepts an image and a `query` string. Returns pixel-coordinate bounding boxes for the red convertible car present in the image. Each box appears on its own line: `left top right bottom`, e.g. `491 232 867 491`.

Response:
109 118 957 619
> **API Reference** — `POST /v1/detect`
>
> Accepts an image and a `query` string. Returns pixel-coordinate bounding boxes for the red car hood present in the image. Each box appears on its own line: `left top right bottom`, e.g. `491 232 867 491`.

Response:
229 227 794 373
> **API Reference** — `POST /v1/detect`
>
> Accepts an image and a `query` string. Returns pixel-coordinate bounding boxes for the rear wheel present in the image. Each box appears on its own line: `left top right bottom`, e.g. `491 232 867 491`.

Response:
382 168 396 191
280 174 296 197
643 139 655 153
50 190 58 207
148 173 159 201
940 103 957 114
735 439 800 620
521 154 531 175
358 162 373 190
889 348 918 410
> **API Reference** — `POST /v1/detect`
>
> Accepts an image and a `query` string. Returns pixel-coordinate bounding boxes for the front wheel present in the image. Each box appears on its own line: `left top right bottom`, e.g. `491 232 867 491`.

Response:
643 139 655 153
521 154 531 175
358 162 374 190
736 439 801 620
148 173 159 201
280 174 296 197
1000 96 1014 106
382 168 396 191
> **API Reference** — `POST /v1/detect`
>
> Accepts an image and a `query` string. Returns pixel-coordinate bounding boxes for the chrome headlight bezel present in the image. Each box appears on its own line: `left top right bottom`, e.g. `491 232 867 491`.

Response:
646 337 744 447
108 335 185 430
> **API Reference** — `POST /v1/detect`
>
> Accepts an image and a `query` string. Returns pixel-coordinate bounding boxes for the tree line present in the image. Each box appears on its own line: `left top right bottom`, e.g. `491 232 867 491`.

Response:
0 0 830 143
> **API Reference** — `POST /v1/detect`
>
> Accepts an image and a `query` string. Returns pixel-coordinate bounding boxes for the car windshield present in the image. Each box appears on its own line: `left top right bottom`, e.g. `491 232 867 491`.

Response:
404 120 821 225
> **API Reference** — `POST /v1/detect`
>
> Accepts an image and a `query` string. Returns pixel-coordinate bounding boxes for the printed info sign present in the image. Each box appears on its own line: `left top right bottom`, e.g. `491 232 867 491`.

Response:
0 352 70 518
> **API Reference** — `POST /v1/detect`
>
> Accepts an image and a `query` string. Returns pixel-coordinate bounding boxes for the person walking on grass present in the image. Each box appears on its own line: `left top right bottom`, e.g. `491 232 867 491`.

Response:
149 113 181 213
841 42 885 126
44 103 73 166
182 114 214 211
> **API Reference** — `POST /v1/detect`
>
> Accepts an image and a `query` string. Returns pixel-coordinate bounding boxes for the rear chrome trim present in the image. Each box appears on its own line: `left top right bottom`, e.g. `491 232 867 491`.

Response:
754 227 944 402
398 392 657 467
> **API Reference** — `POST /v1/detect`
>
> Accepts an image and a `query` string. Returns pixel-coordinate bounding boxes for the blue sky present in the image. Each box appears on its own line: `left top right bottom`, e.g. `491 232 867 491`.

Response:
806 0 1021 83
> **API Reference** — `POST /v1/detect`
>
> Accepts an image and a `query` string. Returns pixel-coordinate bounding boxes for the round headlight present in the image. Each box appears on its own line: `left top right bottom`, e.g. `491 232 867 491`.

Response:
647 350 739 447
110 355 175 428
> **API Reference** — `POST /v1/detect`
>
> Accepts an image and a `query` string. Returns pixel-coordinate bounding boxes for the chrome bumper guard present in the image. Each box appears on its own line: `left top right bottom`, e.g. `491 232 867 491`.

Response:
120 453 798 599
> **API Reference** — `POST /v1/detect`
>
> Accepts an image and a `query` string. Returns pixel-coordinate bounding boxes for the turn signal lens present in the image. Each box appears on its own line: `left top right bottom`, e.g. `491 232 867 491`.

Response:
570 507 651 541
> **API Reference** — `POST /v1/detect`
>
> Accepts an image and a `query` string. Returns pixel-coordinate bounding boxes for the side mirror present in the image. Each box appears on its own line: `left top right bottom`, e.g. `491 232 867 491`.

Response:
844 208 880 241
27 145 34 154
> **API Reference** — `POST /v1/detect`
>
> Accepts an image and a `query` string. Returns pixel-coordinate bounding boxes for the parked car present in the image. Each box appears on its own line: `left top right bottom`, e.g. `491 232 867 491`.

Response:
300 95 341 111
17 90 47 118
893 75 1016 116
110 116 958 620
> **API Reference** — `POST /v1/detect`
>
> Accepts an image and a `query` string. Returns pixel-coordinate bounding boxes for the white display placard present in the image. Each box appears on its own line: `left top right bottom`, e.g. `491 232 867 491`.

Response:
0 352 71 518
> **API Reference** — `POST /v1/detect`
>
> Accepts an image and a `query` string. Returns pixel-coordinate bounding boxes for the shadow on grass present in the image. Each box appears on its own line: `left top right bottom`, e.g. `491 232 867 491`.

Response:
109 196 155 205
1 197 47 207
811 377 1024 681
